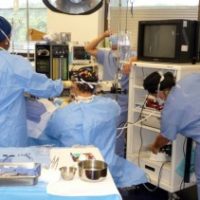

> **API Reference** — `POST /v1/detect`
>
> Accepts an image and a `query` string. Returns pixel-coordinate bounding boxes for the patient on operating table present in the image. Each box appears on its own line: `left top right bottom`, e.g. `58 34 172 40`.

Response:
33 68 147 188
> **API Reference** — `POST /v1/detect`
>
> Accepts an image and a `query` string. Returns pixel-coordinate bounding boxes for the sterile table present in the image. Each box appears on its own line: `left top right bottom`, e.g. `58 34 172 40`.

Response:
0 146 122 200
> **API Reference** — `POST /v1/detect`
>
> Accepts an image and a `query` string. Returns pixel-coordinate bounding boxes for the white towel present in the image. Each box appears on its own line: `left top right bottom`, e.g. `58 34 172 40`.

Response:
46 147 121 198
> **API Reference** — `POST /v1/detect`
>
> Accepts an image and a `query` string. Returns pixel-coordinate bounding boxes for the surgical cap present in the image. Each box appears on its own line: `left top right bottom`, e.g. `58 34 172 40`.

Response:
71 67 98 90
0 16 11 42
109 34 118 47
72 67 98 83
143 72 161 94
143 71 175 94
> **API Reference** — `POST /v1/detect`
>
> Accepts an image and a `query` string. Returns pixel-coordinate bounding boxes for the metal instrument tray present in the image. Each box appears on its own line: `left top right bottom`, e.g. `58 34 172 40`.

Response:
0 162 41 186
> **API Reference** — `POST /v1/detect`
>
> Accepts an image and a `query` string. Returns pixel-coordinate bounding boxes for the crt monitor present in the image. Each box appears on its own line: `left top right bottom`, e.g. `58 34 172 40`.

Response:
137 19 198 63
143 24 176 58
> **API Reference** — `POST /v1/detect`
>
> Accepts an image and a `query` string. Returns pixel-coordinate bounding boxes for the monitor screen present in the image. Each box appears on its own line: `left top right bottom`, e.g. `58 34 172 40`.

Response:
72 46 91 61
143 25 176 58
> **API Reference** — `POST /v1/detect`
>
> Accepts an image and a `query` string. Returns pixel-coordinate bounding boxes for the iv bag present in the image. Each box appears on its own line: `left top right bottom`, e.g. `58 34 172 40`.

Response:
117 31 132 63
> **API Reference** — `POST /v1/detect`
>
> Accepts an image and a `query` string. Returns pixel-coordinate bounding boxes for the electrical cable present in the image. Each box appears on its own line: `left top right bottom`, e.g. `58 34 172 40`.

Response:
116 94 158 133
125 0 129 32
180 178 185 192
118 0 122 32
115 109 158 153
137 122 143 167
136 95 148 167
134 67 150 167
130 0 134 16
143 161 170 192
179 138 187 192
116 122 128 139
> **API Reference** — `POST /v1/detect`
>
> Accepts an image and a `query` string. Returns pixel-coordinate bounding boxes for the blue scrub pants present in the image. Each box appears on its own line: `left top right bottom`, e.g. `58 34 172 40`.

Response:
195 143 200 200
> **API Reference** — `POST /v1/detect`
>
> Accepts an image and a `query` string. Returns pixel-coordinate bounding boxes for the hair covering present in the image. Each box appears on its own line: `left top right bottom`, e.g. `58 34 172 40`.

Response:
109 34 118 47
143 71 175 94
0 16 11 42
71 67 98 89
76 68 98 82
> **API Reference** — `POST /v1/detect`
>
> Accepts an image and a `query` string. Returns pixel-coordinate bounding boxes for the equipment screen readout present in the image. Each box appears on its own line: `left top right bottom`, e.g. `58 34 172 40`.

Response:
73 46 90 60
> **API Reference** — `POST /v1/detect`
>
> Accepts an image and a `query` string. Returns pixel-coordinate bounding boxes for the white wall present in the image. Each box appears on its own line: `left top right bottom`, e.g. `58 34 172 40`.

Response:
46 6 105 44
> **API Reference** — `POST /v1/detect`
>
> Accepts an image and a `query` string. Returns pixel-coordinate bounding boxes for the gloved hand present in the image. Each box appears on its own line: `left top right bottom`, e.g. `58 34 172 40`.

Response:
103 30 113 38
26 99 47 123
63 80 72 88
150 143 160 154
122 56 137 75
150 134 170 154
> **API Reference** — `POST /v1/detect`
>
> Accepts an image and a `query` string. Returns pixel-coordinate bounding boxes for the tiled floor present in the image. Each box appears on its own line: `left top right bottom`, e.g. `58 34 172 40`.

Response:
119 184 197 200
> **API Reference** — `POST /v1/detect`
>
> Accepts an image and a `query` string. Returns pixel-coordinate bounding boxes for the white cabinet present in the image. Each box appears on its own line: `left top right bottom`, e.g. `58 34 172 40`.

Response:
126 61 200 193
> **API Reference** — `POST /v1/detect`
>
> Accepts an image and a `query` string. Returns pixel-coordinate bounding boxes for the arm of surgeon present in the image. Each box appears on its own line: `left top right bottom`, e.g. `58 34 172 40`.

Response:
84 30 112 57
122 56 137 75
151 134 170 154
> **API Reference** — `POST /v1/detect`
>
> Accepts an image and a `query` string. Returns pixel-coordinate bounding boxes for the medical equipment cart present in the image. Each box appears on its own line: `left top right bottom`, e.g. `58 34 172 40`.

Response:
126 61 200 198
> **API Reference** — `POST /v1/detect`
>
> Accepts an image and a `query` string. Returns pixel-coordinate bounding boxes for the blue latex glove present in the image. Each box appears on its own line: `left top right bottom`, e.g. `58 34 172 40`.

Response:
26 99 47 123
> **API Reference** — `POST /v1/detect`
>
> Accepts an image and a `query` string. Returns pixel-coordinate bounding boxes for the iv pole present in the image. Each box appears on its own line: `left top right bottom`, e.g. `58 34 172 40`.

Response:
26 0 30 60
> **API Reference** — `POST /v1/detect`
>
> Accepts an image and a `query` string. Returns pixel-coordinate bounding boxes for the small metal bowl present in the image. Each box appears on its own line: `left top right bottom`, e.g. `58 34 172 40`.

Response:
59 166 77 181
78 160 107 182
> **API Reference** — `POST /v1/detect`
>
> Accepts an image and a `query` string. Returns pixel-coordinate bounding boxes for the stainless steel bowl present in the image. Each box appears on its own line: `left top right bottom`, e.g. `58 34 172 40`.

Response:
78 160 107 182
59 166 77 181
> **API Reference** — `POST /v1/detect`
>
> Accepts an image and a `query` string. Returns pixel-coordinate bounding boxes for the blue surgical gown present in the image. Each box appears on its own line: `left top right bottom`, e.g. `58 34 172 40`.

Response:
160 73 200 198
0 50 63 147
40 96 147 188
96 50 129 157
161 73 200 142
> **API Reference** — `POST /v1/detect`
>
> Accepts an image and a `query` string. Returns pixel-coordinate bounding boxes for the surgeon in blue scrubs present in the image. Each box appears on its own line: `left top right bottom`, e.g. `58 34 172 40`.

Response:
38 69 147 188
143 71 200 199
84 30 136 157
0 16 63 147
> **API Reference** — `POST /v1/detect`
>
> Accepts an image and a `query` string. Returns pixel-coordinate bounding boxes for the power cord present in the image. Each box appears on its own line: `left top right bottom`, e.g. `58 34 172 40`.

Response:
179 138 187 192
143 161 170 192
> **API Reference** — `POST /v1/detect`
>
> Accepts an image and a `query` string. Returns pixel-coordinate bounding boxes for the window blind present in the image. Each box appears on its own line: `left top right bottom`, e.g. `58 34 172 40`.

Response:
110 6 198 51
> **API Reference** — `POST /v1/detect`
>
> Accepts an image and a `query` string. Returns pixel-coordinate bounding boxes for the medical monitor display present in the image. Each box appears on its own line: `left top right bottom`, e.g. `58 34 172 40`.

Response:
143 25 176 58
72 46 91 64
137 19 199 63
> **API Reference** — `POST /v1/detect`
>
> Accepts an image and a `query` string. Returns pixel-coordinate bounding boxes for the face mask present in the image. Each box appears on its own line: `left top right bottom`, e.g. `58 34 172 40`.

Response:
156 97 165 105
112 50 119 58
0 28 10 44
109 35 118 47
75 95 94 103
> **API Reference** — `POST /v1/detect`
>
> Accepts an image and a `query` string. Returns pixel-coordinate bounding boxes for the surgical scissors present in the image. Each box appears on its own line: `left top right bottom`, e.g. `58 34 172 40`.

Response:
50 156 59 170
2 154 15 162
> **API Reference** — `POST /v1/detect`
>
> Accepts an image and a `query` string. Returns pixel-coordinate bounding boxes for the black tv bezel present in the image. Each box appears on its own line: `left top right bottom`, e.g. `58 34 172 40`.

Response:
137 19 198 63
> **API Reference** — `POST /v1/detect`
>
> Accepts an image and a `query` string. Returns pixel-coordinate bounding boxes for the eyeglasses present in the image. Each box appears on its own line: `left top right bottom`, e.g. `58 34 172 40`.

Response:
0 28 10 43
163 89 170 97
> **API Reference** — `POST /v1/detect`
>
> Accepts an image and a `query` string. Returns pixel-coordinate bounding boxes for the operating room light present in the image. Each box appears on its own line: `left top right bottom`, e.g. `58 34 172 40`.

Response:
70 0 82 3
42 0 103 15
